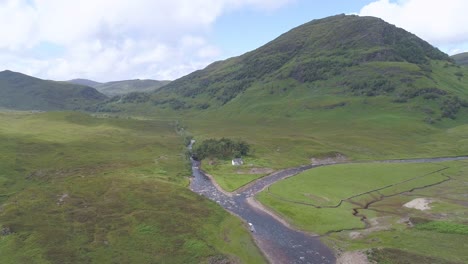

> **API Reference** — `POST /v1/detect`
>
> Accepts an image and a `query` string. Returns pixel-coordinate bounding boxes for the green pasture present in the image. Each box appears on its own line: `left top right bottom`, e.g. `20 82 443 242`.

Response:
0 111 265 263
201 157 272 192
265 162 447 206
257 160 468 263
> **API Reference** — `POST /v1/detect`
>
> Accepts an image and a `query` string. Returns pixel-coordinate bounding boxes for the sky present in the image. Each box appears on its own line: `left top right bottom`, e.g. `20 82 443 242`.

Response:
0 0 467 82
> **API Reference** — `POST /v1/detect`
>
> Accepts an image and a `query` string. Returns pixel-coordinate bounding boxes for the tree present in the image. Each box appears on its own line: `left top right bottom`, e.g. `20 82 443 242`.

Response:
192 138 250 161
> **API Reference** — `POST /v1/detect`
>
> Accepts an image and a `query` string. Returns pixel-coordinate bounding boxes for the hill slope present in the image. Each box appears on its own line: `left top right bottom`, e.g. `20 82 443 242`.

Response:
95 79 170 96
451 52 468 65
0 70 107 111
106 14 467 122
68 78 102 87
0 111 264 263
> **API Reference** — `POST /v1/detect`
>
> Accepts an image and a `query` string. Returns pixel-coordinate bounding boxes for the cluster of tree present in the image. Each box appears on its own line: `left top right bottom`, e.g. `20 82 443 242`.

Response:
400 87 447 100
289 59 353 83
382 26 450 65
348 77 396 96
152 98 190 110
441 96 468 119
119 92 150 103
192 138 250 161
215 79 252 104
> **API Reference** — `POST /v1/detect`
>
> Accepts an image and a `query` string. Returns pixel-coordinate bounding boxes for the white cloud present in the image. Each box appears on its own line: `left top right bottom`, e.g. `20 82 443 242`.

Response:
359 0 468 54
0 0 38 49
0 0 293 81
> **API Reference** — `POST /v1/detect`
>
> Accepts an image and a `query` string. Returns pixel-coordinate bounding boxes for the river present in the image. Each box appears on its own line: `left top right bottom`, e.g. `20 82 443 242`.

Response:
189 158 336 264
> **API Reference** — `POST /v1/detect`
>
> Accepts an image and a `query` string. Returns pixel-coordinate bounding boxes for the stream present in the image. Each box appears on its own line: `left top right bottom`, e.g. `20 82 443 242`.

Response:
189 158 335 264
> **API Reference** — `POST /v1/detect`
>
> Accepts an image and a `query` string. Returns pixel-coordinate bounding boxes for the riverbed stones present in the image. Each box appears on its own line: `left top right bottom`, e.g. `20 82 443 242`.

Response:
1 226 11 236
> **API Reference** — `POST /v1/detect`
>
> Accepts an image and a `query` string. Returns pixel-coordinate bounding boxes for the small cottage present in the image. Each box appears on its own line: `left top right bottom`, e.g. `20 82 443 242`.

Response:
231 158 244 166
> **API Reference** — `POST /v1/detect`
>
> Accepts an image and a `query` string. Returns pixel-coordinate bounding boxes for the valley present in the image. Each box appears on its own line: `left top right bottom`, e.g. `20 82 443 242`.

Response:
1 12 467 264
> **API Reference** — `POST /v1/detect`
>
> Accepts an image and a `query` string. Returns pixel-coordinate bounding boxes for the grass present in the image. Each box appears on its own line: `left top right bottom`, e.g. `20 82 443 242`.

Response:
367 248 463 264
201 157 272 192
256 192 365 234
257 161 468 263
265 163 447 206
0 111 265 263
414 221 468 235
181 87 468 171
257 160 468 263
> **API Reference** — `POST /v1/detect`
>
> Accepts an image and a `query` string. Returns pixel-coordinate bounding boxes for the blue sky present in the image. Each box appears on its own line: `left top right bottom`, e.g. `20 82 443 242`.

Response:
212 0 374 57
0 0 467 82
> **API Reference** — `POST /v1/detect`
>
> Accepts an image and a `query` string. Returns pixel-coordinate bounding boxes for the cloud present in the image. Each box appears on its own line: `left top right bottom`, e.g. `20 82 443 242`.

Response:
0 0 39 50
0 0 293 81
359 0 468 53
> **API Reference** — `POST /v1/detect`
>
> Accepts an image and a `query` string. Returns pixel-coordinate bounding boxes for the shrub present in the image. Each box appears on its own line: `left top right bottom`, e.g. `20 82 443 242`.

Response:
415 221 468 235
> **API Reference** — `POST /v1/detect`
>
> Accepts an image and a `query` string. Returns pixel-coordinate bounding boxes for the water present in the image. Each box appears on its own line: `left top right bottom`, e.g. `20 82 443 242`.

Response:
189 159 336 264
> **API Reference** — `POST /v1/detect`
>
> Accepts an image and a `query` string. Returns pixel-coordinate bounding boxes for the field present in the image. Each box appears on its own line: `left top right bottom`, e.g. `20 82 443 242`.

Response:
0 111 265 263
257 160 468 263
201 156 273 192
188 86 468 193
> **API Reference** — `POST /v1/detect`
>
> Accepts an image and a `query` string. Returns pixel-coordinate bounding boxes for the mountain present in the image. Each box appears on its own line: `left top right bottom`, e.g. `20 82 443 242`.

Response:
104 14 467 122
94 79 171 96
106 15 468 119
0 70 107 111
451 52 468 65
152 14 449 103
68 78 102 87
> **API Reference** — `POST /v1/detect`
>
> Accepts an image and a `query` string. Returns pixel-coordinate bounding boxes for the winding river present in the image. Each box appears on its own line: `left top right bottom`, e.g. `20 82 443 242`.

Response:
190 158 335 264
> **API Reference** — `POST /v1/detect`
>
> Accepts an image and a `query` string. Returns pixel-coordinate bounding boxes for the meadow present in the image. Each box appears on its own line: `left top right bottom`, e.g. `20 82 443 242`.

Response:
200 156 272 192
0 111 265 263
257 160 468 263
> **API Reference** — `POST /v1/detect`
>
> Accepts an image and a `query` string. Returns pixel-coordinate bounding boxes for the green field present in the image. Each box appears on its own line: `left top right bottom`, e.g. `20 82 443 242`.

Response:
257 160 468 263
201 157 272 192
0 111 265 263
265 163 447 206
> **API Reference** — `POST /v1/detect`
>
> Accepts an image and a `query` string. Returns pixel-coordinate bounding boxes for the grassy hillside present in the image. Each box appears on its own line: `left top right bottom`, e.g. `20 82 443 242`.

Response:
0 71 107 111
0 111 265 263
134 14 455 110
103 15 468 122
451 52 468 66
94 79 171 96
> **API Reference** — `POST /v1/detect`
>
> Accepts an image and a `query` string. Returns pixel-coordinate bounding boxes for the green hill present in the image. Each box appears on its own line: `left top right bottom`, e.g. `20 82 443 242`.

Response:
99 14 468 165
68 78 102 87
105 14 467 122
94 79 171 96
451 52 468 65
0 71 107 111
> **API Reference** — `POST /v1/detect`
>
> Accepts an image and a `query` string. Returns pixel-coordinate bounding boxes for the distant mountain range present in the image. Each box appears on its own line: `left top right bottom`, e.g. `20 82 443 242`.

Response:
68 79 170 96
68 78 103 87
2 14 467 120
451 52 468 66
0 70 106 111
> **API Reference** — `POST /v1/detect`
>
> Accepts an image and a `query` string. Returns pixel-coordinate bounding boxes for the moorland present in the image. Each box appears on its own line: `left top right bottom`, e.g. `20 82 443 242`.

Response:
1 14 468 263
